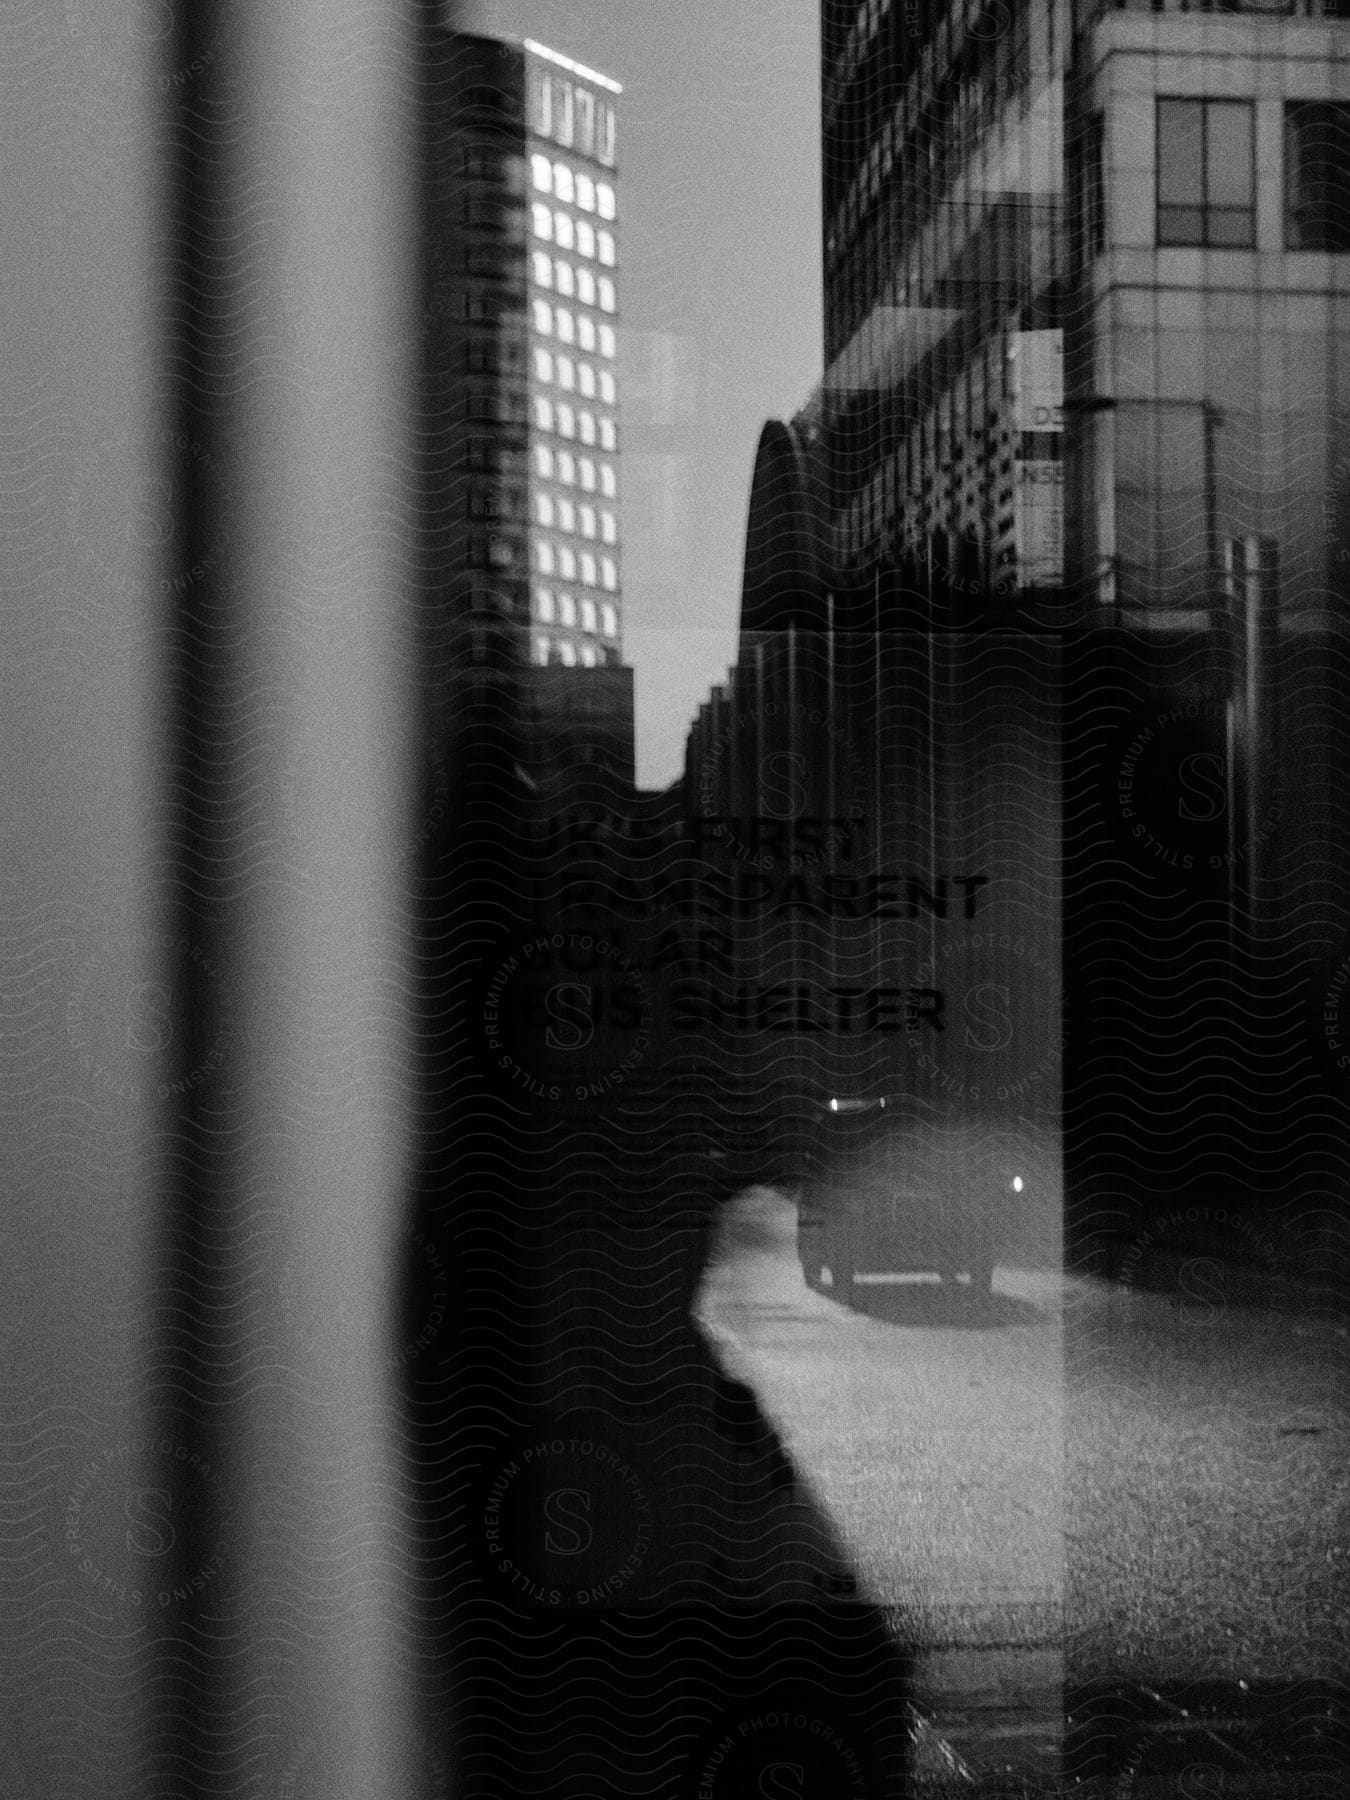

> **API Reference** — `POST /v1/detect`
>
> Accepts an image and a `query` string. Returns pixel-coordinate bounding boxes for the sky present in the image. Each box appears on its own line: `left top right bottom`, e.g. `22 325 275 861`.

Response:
454 0 823 788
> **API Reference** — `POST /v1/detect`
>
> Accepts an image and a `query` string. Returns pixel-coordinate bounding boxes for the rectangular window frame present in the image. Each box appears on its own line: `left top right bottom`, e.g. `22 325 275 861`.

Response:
1285 101 1350 252
1156 97 1255 250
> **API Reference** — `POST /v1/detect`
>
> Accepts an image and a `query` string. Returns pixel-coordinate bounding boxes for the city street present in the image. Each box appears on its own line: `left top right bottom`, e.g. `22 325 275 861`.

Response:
695 1187 1350 1793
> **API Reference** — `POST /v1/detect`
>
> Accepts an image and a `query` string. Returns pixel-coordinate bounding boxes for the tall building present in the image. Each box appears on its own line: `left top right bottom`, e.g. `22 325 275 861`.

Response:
820 0 1066 602
423 30 625 677
819 0 1350 620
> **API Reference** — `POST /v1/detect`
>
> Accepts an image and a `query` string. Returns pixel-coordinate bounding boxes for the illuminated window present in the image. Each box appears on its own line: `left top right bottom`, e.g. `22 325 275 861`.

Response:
578 364 595 398
558 546 576 580
535 540 554 574
534 586 555 622
554 79 574 148
557 403 575 438
576 91 595 158
599 420 616 452
557 450 576 485
552 163 574 203
1157 99 1254 249
598 370 615 404
597 105 616 166
533 396 553 431
554 260 574 297
555 212 574 250
559 640 577 666
533 347 553 381
531 154 552 191
532 250 553 286
534 445 553 478
600 557 617 590
535 492 554 526
531 71 551 137
577 315 596 352
598 323 616 358
532 298 552 334
576 173 596 212
576 220 596 259
555 308 575 344
597 183 616 220
579 458 596 491
531 203 553 239
558 498 576 532
580 504 596 537
580 643 598 667
600 510 617 543
601 604 617 637
599 464 616 497
598 277 616 313
579 412 596 445
580 598 597 632
597 230 615 266
557 355 575 391
580 552 597 586
533 633 550 664
576 268 596 305
559 593 576 626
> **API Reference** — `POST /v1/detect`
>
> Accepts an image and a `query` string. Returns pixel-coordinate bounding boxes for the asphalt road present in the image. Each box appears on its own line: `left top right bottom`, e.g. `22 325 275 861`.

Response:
694 1185 1350 1792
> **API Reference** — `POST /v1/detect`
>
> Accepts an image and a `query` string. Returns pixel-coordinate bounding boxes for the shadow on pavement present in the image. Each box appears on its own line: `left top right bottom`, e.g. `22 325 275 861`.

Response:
816 1279 1047 1331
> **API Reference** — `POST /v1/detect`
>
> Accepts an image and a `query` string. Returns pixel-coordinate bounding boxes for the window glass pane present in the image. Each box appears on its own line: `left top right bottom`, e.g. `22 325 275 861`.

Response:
576 221 596 259
558 451 576 484
558 498 576 531
534 445 553 477
577 269 596 305
532 203 553 239
1206 207 1254 248
578 364 595 398
556 309 575 343
532 299 552 334
1158 100 1203 206
597 231 616 266
597 183 616 220
555 80 574 148
534 634 549 664
581 644 597 667
581 552 597 585
559 641 576 666
559 546 576 578
1158 204 1204 246
555 213 575 250
532 251 552 286
558 356 575 391
533 348 552 381
598 278 616 313
601 558 617 590
555 261 575 297
553 163 574 203
577 91 595 158
1206 103 1253 208
532 72 551 136
599 371 615 403
558 404 575 437
531 154 552 192
559 593 576 625
576 174 596 212
581 599 597 631
534 396 553 430
578 316 596 351
599 324 616 358
601 605 617 637
579 412 596 444
599 421 616 451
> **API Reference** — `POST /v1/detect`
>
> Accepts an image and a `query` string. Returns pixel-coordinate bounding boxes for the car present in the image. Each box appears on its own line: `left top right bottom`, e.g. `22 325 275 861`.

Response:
795 1102 1039 1305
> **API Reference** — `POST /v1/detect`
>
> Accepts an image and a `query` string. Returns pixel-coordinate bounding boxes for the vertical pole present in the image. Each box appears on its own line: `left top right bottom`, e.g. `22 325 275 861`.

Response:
1245 534 1280 943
